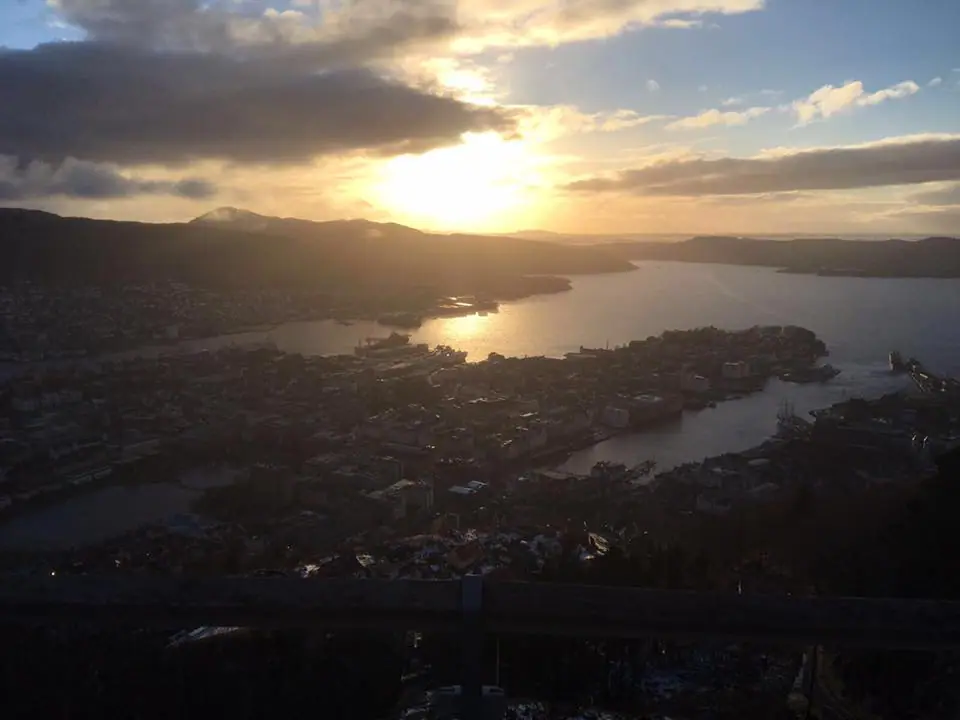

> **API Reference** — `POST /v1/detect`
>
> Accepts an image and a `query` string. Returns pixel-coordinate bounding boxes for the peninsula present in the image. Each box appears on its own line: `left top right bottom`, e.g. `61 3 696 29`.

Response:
0 208 629 357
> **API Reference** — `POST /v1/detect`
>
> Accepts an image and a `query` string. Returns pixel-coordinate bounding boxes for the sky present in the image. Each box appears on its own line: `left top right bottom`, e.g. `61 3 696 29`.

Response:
1 0 959 236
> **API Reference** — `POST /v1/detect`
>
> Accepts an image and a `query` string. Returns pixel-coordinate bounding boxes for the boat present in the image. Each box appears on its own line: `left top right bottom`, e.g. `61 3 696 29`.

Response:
889 351 908 374
779 364 841 384
355 332 411 356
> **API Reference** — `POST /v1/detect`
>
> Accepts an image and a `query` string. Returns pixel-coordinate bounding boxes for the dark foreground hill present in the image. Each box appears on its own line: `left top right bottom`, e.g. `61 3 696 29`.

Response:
606 235 960 278
0 208 632 291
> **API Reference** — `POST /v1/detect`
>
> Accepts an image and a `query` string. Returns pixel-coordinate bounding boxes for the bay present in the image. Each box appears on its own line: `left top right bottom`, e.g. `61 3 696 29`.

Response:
205 261 960 473
24 262 960 470
4 262 960 550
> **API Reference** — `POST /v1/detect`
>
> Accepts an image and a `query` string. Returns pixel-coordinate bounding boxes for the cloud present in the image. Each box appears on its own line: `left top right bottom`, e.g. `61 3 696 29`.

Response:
655 17 703 28
666 106 769 129
646 79 661 92
53 0 766 56
0 156 216 200
0 42 514 167
566 134 960 196
517 105 670 142
791 80 919 124
522 0 764 46
858 80 921 105
720 96 743 106
929 77 943 87
911 182 960 207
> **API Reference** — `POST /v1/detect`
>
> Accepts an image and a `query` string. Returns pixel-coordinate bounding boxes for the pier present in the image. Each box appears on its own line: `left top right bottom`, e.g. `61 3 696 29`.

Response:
905 357 960 395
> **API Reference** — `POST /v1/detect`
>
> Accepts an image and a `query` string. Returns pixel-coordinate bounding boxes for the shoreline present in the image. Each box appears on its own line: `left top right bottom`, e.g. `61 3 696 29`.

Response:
0 278 580 365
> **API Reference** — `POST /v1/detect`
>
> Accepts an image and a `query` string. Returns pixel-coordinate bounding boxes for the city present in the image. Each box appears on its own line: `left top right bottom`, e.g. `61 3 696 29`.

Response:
3 315 959 717
4 0 960 717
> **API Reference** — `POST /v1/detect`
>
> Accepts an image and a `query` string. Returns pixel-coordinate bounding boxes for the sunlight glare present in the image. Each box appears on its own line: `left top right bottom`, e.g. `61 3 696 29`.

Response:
374 132 543 231
442 312 492 342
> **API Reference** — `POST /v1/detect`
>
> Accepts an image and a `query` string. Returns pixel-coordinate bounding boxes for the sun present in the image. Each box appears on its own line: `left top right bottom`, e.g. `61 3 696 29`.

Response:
374 132 542 232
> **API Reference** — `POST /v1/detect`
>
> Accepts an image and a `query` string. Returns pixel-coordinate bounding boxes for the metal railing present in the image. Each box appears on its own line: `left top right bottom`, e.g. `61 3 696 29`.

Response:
4 575 960 648
4 575 960 719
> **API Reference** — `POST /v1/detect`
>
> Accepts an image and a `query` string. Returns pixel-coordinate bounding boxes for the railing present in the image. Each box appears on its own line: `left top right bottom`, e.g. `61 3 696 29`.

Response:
4 576 960 648
4 575 960 719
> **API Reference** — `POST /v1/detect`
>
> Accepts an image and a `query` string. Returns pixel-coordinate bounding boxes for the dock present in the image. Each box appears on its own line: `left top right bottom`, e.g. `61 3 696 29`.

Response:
906 357 960 395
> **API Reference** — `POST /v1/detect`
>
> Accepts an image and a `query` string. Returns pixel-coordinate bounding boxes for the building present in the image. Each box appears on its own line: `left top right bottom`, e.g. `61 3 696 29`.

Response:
722 361 752 380
600 405 631 428
368 479 434 520
681 372 712 393
696 490 734 515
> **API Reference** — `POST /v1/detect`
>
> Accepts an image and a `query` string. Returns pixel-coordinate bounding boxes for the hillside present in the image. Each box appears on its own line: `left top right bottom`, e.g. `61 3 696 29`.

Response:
605 235 960 278
0 208 632 291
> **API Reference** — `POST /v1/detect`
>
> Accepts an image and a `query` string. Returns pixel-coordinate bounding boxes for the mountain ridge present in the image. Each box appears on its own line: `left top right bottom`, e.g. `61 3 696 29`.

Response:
604 233 960 278
0 208 632 290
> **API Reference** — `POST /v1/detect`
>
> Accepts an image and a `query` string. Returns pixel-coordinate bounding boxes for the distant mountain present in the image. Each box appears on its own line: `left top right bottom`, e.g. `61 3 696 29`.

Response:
192 206 273 231
604 234 960 278
0 208 632 291
507 229 564 240
191 207 422 241
498 230 688 245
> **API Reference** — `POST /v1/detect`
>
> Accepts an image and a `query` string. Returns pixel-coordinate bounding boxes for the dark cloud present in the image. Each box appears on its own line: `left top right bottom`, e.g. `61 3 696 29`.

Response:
567 137 960 196
172 178 217 199
53 0 234 50
0 40 512 166
0 157 217 200
3 0 507 169
52 0 461 66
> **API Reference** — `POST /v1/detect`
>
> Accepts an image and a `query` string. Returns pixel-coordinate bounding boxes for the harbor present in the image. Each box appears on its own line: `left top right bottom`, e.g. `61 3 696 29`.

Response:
1 324 832 552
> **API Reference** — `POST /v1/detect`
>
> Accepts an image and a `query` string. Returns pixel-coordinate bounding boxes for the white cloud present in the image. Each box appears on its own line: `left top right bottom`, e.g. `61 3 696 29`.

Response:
518 105 671 142
646 79 661 92
928 77 943 87
458 0 765 50
792 80 919 124
859 80 921 105
721 96 743 106
667 106 769 130
656 17 703 28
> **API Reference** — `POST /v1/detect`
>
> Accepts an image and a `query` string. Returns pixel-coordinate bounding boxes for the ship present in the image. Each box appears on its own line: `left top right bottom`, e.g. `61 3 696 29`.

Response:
354 332 412 356
889 350 908 374
776 399 811 438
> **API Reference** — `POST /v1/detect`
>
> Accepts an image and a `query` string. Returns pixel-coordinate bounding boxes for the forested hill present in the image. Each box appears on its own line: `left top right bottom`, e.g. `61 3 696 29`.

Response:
0 208 632 289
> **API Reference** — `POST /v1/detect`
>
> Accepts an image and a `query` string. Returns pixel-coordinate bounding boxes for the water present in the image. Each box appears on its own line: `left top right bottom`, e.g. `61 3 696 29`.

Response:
0 485 200 552
258 262 960 472
4 263 960 549
93 262 960 370
223 261 960 472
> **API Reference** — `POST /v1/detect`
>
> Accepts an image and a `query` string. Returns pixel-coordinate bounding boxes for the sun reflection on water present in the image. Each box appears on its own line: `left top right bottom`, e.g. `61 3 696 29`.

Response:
442 312 491 342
